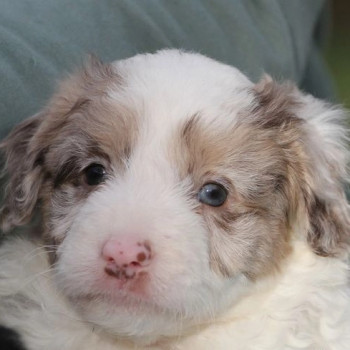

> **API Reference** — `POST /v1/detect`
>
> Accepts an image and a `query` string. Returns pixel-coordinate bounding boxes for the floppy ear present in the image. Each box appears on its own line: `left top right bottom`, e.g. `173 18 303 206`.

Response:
296 93 350 257
253 76 350 257
0 112 45 232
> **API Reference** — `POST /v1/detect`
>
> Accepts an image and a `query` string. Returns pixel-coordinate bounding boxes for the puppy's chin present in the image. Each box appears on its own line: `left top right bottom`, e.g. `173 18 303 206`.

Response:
69 274 248 346
55 263 247 344
73 295 185 345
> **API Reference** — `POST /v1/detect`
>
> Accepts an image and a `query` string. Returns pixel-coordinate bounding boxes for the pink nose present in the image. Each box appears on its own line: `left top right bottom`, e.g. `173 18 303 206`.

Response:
101 238 152 280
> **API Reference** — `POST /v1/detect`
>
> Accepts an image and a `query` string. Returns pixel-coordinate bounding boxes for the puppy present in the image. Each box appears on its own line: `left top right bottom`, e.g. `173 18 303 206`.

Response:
0 50 349 350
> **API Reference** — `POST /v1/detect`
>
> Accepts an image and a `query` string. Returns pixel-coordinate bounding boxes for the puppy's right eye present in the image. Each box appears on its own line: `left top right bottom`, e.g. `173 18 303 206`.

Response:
84 164 106 186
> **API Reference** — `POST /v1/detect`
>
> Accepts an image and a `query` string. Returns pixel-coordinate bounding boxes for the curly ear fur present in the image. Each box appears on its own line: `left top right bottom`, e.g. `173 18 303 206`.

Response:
254 76 350 257
297 94 350 256
0 113 46 232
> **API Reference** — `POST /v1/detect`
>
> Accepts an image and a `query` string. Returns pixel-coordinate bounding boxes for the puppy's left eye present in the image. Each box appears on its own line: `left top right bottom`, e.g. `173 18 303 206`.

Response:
84 164 106 186
198 183 227 207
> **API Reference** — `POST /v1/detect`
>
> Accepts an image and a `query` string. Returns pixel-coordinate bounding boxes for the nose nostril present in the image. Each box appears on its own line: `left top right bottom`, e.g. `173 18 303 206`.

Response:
102 239 152 276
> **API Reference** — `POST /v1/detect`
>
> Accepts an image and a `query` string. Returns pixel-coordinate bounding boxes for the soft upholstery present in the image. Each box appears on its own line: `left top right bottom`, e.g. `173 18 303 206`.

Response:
0 0 332 140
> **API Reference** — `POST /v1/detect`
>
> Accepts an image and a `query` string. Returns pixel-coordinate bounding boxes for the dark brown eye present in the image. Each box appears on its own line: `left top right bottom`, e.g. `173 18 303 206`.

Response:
198 183 227 207
84 164 106 186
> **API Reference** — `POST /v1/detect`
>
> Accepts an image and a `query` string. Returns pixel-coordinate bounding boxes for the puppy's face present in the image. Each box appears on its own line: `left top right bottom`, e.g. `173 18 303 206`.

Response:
1 51 349 344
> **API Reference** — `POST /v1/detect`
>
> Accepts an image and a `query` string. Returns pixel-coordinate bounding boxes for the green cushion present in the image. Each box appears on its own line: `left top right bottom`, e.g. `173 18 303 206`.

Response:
0 0 332 140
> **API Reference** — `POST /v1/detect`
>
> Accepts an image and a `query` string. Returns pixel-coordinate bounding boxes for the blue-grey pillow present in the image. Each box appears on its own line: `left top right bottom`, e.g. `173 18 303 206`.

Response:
0 0 333 140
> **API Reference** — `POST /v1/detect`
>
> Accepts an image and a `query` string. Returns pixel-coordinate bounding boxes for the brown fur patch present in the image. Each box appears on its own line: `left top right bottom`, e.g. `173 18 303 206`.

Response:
174 113 293 279
251 75 301 130
172 76 349 279
36 70 138 245
0 58 138 248
306 192 350 257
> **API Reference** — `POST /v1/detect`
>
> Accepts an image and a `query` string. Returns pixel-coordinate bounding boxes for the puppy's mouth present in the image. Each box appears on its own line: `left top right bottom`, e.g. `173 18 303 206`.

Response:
76 260 154 307
104 260 148 281
102 268 151 297
70 273 154 311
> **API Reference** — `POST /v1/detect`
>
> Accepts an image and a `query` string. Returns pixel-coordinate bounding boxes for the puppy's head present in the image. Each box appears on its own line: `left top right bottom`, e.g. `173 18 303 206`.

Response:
1 50 349 344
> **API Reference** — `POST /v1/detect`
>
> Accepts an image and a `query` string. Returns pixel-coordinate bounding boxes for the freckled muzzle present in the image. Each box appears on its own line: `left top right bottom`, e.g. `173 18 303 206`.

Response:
102 238 152 281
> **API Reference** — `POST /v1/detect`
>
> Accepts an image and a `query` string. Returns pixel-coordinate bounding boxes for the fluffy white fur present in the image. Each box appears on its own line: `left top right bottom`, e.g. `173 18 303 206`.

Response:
1 238 349 350
0 50 349 350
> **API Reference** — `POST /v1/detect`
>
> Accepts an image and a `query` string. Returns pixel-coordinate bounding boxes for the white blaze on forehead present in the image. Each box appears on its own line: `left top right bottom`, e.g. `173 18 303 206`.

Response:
106 50 255 176
108 50 254 134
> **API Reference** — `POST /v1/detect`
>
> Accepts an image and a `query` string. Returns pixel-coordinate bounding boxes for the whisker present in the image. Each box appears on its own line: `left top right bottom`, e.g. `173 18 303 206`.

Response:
22 245 58 262
21 250 57 265
17 268 53 292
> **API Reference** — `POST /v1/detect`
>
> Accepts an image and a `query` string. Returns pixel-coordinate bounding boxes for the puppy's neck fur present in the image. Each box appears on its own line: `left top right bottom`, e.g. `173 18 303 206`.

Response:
164 240 350 349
